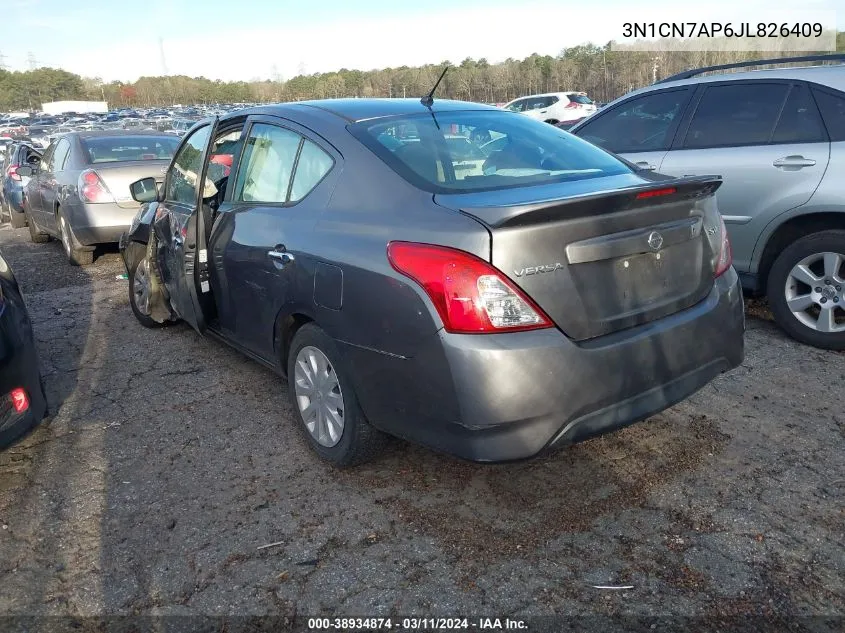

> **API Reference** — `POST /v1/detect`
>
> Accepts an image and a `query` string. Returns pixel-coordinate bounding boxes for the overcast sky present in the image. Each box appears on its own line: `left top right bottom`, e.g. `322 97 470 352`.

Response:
1 0 841 82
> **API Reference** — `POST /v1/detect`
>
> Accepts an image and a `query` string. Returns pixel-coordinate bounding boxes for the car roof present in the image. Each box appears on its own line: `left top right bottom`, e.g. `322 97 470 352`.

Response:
629 64 845 98
67 130 173 139
220 98 500 124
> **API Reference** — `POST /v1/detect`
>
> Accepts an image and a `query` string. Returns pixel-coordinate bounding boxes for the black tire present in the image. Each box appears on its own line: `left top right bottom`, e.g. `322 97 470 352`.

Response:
10 210 27 229
768 229 845 350
25 209 49 243
128 254 171 328
286 323 387 467
57 208 94 266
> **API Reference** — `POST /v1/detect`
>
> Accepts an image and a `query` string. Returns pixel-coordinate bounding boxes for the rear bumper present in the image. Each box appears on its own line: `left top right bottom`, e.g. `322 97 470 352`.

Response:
66 201 140 246
346 268 745 462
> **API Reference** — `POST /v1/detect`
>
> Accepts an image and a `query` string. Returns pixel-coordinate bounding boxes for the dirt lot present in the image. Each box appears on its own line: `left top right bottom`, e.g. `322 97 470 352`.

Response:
0 223 842 630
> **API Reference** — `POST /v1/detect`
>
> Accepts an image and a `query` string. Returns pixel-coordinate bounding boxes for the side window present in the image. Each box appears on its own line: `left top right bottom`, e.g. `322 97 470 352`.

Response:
40 144 56 171
289 139 333 202
52 139 71 171
812 87 845 142
771 84 827 144
166 125 211 205
547 96 560 106
235 123 301 203
506 100 524 113
206 128 243 186
575 89 691 153
683 83 789 149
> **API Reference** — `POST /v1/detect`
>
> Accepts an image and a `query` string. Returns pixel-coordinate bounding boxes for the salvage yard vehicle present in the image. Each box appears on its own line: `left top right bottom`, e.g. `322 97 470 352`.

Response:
503 92 598 125
0 248 47 449
1 142 41 228
570 53 845 350
119 98 744 466
18 130 180 265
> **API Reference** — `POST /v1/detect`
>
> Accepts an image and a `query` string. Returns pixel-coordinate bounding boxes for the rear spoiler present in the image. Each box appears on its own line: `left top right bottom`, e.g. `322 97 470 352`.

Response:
458 176 722 229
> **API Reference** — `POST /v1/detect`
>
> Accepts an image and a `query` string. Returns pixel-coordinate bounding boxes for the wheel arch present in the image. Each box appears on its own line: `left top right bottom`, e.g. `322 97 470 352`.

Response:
544 119 559 125
758 212 845 294
274 310 315 376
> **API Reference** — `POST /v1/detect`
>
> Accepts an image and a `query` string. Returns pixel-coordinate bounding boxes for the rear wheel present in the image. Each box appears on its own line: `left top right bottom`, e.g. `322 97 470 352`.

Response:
287 323 387 467
768 230 845 350
25 209 49 243
58 208 93 266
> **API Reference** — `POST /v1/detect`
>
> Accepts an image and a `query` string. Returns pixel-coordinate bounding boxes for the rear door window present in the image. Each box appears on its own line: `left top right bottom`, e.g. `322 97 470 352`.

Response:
812 87 845 142
234 123 301 203
683 83 789 148
575 88 692 153
51 139 71 172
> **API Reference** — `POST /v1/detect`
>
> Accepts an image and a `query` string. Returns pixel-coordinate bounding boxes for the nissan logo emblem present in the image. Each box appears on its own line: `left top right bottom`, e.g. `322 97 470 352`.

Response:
647 231 664 251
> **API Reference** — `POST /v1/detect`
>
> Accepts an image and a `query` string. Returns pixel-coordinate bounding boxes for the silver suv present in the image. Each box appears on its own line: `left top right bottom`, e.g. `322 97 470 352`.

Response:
571 54 845 350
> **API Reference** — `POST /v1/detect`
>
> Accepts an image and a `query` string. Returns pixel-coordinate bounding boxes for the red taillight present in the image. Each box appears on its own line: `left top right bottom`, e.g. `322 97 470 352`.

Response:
714 213 732 278
636 187 677 199
78 169 114 203
387 242 553 334
7 165 20 181
10 388 29 414
564 102 579 109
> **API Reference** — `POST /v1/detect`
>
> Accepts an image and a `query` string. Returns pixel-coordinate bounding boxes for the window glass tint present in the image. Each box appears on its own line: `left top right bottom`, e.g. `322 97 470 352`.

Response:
206 129 243 185
772 85 827 144
506 100 524 112
235 124 301 203
354 110 630 193
83 135 179 164
289 139 333 202
167 125 211 204
684 83 789 148
812 88 845 142
40 144 55 170
52 139 70 171
568 94 593 104
576 89 689 153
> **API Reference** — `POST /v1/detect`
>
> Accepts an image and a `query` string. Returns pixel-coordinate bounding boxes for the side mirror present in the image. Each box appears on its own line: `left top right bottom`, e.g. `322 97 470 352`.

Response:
130 177 160 203
16 165 34 177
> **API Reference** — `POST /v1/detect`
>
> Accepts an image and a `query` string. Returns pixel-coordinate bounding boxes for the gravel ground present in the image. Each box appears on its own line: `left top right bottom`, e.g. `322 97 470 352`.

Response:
0 224 842 631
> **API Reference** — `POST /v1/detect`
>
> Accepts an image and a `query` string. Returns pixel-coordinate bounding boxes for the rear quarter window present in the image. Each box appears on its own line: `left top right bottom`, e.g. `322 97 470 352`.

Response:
812 87 845 142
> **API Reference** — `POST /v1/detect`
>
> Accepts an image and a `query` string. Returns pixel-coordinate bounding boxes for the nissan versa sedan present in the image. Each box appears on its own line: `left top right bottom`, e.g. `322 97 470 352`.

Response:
19 130 180 265
119 99 745 466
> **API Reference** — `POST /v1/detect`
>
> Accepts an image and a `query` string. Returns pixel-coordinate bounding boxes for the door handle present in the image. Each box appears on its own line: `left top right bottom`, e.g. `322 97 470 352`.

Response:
635 161 657 171
267 249 294 266
773 155 816 168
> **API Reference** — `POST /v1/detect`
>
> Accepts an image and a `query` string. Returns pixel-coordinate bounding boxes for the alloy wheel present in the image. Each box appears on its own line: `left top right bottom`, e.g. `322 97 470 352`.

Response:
293 345 344 447
784 251 845 333
133 259 152 316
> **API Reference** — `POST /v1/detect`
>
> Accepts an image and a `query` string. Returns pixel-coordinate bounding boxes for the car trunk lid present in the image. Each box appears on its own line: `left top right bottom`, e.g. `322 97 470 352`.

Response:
91 160 169 209
434 174 724 341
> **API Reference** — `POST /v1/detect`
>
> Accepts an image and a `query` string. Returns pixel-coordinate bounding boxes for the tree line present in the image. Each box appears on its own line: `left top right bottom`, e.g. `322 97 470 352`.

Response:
1 33 843 112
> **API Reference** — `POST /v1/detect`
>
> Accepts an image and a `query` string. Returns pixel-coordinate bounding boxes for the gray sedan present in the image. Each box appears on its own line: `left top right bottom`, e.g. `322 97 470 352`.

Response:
19 130 180 265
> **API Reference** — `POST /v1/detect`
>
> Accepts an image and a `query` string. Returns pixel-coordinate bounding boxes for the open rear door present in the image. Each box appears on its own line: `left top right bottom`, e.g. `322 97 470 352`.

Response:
154 117 218 333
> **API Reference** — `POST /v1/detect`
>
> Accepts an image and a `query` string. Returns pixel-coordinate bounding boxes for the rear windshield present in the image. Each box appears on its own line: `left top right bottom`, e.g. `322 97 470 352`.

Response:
568 94 593 104
81 136 180 164
351 110 629 193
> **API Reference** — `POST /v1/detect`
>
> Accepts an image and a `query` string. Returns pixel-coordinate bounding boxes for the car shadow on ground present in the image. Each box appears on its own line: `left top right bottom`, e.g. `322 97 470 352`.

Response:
1 223 842 621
